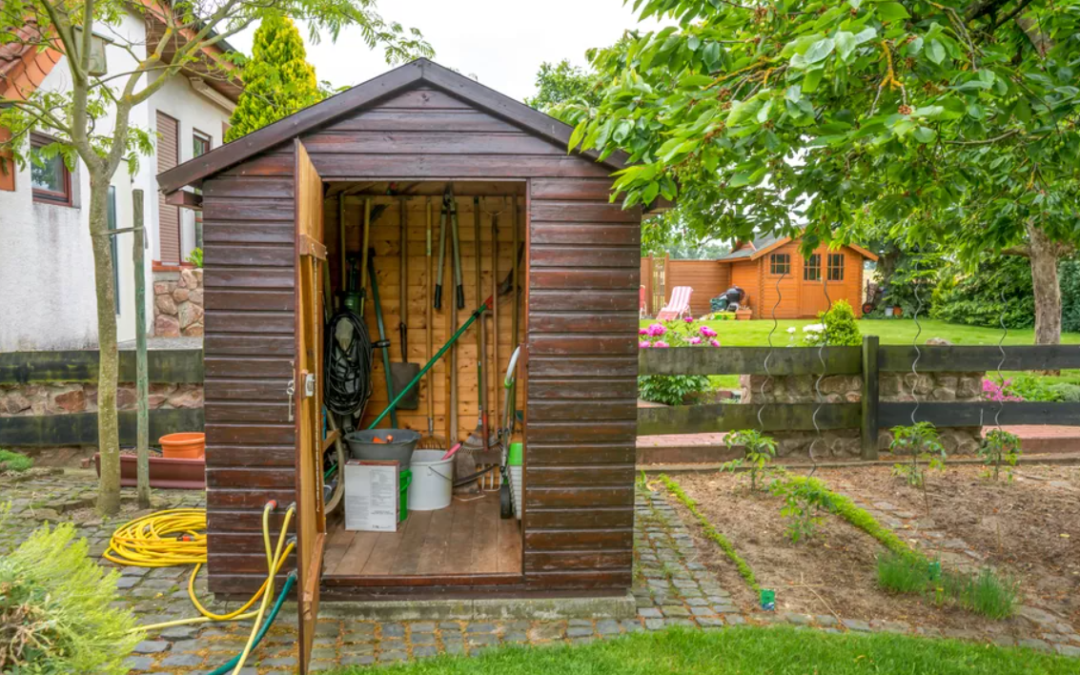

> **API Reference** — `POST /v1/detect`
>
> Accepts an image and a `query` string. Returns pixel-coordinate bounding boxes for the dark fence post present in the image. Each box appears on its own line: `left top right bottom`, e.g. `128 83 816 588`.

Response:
861 335 880 460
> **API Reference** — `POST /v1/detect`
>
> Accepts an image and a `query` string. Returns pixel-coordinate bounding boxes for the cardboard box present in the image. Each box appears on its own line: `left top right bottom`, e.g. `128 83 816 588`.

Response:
344 460 399 532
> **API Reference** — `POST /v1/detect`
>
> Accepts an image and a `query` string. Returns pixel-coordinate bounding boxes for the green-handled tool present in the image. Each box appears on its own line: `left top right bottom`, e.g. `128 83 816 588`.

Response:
367 295 494 430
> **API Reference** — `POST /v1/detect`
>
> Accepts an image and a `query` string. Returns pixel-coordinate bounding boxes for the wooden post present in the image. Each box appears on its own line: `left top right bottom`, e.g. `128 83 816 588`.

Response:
132 189 151 508
861 335 879 460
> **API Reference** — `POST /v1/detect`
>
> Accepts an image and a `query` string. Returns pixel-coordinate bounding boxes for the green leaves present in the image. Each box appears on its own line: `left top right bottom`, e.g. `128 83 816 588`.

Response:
572 0 1080 267
926 39 946 65
875 1 910 21
804 37 835 64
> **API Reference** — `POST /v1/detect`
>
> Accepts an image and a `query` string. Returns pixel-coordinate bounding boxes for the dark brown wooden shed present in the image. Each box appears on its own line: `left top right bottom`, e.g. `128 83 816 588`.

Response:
158 58 641 666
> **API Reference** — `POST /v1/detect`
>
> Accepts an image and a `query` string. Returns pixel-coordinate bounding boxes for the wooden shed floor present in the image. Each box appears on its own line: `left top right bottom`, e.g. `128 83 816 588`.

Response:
323 492 522 577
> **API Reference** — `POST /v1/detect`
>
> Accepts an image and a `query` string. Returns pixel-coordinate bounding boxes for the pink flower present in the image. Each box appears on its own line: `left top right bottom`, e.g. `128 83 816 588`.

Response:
688 337 702 345
684 316 695 323
639 328 648 336
710 339 721 347
639 340 651 349
699 325 718 338
648 323 667 337
654 341 670 348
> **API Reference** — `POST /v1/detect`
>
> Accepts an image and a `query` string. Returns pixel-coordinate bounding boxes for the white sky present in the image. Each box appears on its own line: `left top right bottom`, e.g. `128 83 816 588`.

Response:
227 0 661 102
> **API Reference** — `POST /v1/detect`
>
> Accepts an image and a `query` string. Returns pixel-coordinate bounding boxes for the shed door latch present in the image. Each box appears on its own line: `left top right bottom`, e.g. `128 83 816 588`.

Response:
303 372 316 398
286 378 296 422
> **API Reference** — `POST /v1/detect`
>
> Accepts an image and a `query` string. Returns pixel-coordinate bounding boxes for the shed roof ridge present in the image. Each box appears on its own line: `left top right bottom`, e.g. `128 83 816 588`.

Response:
157 57 628 193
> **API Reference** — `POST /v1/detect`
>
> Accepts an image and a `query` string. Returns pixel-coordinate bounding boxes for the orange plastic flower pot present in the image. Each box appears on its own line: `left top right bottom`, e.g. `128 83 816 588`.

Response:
160 432 206 459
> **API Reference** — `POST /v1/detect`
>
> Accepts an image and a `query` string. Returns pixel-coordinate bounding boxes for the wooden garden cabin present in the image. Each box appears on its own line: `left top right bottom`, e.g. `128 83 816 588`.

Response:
157 58 641 670
719 235 878 318
643 235 879 319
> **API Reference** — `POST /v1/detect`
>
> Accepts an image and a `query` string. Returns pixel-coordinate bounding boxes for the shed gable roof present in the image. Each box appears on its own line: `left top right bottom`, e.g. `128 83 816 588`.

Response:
157 58 629 193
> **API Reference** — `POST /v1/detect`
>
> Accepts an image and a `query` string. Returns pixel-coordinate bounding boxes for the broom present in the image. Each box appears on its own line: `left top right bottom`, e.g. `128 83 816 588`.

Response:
419 197 448 450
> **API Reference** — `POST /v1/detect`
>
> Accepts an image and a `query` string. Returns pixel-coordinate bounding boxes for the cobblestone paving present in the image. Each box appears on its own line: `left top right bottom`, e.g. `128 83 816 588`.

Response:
1 470 1077 674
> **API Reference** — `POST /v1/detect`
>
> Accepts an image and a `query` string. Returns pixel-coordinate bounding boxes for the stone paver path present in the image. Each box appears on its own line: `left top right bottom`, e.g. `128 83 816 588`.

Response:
1 469 1077 674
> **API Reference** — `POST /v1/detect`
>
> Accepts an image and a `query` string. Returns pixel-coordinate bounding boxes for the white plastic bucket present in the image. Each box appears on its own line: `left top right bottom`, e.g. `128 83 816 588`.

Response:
408 450 453 511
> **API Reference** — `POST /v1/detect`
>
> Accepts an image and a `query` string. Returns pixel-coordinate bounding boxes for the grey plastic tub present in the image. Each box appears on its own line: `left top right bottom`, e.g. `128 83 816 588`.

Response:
344 429 421 468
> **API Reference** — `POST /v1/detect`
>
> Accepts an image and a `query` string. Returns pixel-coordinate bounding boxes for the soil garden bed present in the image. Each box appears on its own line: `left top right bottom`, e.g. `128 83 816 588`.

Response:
661 464 1080 642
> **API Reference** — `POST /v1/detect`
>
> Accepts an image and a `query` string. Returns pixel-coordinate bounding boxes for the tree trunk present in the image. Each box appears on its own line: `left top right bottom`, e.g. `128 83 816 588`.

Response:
89 177 122 515
1027 223 1062 347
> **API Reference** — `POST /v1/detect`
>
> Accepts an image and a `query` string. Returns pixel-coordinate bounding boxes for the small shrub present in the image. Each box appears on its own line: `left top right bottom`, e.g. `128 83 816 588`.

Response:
1005 374 1061 402
877 551 934 595
890 422 946 488
720 430 778 492
0 449 32 472
1048 383 1080 402
637 374 712 406
770 476 835 543
638 317 721 405
802 299 861 347
185 247 203 268
0 518 142 673
978 429 1022 481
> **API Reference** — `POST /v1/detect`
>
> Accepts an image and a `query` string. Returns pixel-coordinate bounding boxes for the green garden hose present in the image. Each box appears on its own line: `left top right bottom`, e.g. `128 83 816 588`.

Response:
205 571 296 675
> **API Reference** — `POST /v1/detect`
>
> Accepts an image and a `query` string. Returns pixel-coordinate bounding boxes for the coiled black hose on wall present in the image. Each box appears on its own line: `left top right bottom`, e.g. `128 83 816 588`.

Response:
323 310 374 418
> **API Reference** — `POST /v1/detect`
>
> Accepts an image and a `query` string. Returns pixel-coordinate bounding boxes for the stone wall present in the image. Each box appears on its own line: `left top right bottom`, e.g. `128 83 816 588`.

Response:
740 371 984 458
154 268 204 337
0 381 204 464
0 382 203 417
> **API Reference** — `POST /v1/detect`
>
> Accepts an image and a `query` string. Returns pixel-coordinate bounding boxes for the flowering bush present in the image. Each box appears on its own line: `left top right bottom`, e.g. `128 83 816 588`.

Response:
638 317 721 405
982 378 1024 403
802 300 862 347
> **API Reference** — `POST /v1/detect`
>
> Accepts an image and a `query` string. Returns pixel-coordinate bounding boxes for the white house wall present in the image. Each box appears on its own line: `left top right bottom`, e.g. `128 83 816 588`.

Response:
149 74 230 263
0 10 232 352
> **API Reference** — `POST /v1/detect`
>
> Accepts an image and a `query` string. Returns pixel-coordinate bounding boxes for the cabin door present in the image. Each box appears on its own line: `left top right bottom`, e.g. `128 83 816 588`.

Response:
798 252 828 318
294 140 327 675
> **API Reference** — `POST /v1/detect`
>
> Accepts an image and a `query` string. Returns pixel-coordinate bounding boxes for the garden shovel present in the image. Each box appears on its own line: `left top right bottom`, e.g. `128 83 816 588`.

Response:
391 197 420 410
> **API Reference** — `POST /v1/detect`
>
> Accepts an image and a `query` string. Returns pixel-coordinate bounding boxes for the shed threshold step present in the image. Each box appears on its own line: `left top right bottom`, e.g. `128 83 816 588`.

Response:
309 591 636 621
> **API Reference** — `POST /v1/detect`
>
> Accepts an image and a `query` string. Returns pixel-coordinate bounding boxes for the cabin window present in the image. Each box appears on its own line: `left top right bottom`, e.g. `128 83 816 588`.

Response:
827 253 845 281
769 253 791 275
31 134 73 206
803 254 821 281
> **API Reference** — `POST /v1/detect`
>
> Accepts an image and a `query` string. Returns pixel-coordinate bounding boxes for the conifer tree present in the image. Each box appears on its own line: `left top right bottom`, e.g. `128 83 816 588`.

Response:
226 14 322 141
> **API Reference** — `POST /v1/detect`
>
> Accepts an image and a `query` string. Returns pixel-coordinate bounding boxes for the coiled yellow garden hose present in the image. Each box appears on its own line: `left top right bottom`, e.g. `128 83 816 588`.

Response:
106 502 296 634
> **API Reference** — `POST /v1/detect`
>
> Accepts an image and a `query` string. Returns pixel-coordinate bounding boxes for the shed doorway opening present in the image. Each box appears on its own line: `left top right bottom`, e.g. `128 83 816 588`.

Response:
317 180 526 589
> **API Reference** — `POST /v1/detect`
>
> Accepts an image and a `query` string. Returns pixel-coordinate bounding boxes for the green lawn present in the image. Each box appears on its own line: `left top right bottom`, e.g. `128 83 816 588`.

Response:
639 317 1080 391
328 626 1077 675
651 317 1080 347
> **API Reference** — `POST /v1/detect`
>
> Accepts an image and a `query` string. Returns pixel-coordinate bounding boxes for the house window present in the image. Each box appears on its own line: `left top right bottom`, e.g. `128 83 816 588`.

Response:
828 253 845 281
803 254 821 281
769 253 791 276
193 129 211 157
107 186 120 314
31 134 72 205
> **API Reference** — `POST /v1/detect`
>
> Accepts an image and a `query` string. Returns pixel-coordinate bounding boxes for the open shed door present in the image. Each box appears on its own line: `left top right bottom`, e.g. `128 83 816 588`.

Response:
294 140 327 675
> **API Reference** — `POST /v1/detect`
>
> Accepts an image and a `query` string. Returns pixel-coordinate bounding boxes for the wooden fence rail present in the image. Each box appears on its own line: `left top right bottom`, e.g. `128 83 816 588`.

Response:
638 338 1080 460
